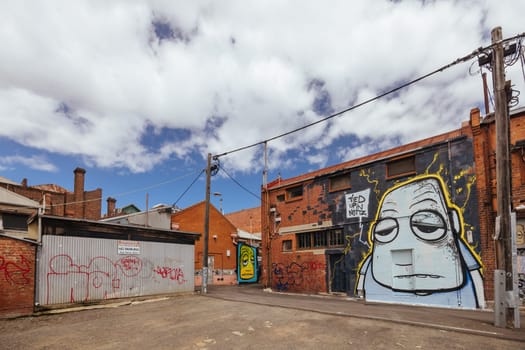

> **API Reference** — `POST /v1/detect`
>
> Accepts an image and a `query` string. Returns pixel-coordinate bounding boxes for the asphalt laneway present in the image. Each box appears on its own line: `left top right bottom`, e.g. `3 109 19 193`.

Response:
0 284 524 349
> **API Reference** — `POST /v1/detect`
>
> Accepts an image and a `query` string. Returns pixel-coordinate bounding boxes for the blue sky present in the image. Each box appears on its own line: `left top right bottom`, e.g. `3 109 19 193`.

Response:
0 1 524 215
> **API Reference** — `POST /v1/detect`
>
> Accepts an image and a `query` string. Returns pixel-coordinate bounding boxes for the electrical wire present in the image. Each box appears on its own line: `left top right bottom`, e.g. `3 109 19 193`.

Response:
218 164 261 200
45 169 204 209
172 169 205 207
214 32 525 160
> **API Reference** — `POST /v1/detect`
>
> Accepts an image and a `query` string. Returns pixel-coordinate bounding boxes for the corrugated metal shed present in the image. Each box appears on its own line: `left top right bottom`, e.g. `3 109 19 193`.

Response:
34 215 199 306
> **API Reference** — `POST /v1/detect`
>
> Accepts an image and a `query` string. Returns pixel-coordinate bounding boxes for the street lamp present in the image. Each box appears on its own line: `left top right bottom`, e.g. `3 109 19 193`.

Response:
213 192 223 214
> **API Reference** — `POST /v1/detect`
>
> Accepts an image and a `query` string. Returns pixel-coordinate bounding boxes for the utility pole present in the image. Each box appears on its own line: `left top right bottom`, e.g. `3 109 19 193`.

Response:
491 26 519 328
202 153 212 294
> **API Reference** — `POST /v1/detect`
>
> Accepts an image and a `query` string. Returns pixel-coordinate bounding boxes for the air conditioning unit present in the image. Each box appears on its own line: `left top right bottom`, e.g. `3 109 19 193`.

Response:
275 216 281 223
269 207 276 213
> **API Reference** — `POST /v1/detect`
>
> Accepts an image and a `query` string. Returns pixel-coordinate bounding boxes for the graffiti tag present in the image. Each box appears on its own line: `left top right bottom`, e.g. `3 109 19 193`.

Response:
0 255 31 285
153 266 186 284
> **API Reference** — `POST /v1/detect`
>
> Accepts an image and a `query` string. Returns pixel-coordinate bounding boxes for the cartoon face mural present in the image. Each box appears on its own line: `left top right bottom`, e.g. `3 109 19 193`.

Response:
237 243 257 283
517 223 525 248
357 175 485 309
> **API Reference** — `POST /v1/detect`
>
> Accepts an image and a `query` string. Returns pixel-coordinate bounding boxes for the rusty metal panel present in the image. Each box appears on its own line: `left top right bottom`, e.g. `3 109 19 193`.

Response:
37 235 194 305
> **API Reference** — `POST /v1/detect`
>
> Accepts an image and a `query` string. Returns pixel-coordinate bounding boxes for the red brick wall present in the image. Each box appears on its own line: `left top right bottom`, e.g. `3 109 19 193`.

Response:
171 202 238 272
0 182 102 220
225 207 261 234
0 236 36 318
262 180 332 293
471 108 525 300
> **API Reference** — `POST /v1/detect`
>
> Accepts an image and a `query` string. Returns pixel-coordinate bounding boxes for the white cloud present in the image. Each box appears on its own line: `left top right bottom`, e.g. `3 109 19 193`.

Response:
0 0 523 175
0 155 58 172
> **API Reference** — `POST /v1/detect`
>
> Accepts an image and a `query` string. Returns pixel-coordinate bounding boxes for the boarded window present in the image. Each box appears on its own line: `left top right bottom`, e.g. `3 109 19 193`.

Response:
286 185 303 200
387 156 416 179
1 213 28 231
329 174 351 191
282 240 292 252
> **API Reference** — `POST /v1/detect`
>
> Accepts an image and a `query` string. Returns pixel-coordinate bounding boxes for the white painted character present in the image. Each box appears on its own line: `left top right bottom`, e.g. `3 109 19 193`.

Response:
356 175 485 309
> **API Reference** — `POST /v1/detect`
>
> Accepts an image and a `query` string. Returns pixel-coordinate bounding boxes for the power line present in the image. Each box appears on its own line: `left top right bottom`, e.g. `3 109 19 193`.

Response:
214 32 525 160
45 170 204 209
172 169 205 207
218 164 261 200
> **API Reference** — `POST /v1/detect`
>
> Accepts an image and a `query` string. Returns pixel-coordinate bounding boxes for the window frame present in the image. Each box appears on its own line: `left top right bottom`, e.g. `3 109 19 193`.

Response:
328 173 351 192
0 213 29 232
285 185 303 201
296 228 345 250
386 155 416 179
282 239 293 252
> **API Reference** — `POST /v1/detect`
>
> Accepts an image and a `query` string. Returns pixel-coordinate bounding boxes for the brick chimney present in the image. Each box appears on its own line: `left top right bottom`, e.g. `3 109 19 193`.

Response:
107 197 116 217
74 167 86 218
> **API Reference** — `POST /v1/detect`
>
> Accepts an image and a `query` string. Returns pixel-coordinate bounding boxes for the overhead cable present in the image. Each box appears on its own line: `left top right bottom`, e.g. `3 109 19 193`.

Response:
218 164 261 200
214 32 525 160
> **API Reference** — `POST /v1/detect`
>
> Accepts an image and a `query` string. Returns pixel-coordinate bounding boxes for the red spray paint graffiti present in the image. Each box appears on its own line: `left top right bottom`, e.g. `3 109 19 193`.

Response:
153 266 186 284
0 255 31 285
272 261 326 292
47 254 121 304
46 254 188 304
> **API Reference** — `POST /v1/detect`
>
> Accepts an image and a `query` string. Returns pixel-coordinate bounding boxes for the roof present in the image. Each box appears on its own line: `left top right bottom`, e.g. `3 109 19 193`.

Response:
0 186 41 208
32 214 201 245
0 175 19 186
120 204 141 214
267 127 469 190
237 229 261 241
100 204 173 222
31 184 69 193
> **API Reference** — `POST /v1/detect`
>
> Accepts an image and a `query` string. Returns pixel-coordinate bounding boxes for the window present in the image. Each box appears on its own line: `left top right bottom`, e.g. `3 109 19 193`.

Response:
387 156 416 179
329 174 351 191
329 229 345 246
286 185 303 200
297 232 311 249
297 228 345 250
276 194 285 202
282 240 292 252
1 213 28 231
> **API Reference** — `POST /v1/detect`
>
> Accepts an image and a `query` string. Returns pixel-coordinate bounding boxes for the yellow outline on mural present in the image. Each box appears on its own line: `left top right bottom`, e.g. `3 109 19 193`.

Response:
355 174 484 295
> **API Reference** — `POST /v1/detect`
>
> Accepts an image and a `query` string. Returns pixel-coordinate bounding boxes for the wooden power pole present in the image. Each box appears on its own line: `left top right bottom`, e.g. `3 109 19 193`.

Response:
491 26 519 328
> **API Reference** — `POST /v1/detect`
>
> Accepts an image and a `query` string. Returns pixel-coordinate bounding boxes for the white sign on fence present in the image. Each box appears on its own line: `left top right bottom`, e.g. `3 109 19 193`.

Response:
118 240 141 255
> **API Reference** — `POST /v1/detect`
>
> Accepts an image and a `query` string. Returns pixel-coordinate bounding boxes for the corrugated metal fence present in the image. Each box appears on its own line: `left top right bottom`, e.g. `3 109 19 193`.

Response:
37 235 194 305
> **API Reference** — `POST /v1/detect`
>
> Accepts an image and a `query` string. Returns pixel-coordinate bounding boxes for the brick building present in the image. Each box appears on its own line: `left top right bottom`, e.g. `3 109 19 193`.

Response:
471 107 525 301
261 107 525 309
171 201 238 285
0 235 37 318
226 207 262 235
0 167 102 220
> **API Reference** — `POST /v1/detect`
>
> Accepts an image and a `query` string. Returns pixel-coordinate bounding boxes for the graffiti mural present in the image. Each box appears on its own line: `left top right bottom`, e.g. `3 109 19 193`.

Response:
237 243 257 283
272 261 326 292
46 254 187 304
0 255 31 285
356 175 485 309
518 220 525 301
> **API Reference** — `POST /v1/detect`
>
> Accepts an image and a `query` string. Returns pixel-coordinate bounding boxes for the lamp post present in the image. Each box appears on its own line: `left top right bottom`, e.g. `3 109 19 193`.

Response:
213 192 223 214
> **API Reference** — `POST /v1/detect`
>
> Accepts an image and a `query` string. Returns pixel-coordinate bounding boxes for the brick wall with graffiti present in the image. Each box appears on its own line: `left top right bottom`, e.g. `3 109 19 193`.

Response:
267 136 484 308
271 254 327 293
38 235 194 305
0 236 37 318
